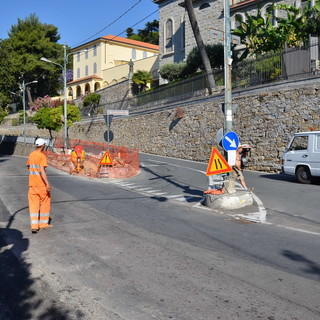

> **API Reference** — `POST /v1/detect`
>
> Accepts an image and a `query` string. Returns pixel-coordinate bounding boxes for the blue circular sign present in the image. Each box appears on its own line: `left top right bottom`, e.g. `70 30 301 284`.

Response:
222 131 239 151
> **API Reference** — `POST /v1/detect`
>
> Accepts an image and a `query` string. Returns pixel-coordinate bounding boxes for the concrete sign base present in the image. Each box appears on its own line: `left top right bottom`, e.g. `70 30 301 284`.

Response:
203 190 253 210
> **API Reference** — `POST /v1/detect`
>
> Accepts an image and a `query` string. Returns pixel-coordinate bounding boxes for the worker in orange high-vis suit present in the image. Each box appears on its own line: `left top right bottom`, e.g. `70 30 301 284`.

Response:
26 138 52 233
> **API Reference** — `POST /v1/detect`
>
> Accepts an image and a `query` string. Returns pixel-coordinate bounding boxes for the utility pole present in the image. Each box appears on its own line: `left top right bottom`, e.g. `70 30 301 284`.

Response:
63 45 68 150
224 0 233 134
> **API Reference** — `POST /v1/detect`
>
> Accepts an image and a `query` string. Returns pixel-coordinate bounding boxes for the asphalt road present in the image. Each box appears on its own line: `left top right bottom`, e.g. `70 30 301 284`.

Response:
0 154 320 319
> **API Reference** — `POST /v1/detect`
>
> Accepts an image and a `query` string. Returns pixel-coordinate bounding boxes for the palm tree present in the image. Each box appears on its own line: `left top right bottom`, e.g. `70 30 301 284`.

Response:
232 8 279 59
184 0 215 94
132 70 153 92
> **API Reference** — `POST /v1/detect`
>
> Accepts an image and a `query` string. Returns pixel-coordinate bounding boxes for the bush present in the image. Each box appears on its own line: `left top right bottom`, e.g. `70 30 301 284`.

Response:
184 44 224 76
159 62 187 82
26 116 34 123
0 107 8 124
29 95 58 112
11 118 19 126
83 92 101 107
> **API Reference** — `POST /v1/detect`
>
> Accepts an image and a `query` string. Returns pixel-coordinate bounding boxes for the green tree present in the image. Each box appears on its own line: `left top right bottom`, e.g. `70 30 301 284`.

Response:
83 92 101 115
33 107 60 139
1 14 70 105
83 92 101 107
127 20 159 45
304 1 320 35
184 44 225 76
159 63 187 82
32 96 80 139
0 39 17 108
0 107 8 124
126 28 135 38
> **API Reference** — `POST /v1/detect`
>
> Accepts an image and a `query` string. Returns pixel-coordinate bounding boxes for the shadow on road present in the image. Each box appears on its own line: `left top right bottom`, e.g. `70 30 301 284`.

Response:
259 173 320 185
141 165 204 199
0 227 77 320
0 195 79 319
282 250 320 279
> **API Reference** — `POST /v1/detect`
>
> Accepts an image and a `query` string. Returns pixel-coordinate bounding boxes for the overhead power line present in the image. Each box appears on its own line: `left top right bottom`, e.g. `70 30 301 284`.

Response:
112 9 158 40
72 0 142 47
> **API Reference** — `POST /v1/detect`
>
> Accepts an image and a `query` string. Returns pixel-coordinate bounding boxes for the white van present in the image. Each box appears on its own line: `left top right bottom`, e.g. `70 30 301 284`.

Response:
281 131 320 183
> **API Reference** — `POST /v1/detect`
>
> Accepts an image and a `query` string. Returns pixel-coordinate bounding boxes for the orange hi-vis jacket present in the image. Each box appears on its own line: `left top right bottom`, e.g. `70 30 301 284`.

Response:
27 150 48 187
26 150 51 230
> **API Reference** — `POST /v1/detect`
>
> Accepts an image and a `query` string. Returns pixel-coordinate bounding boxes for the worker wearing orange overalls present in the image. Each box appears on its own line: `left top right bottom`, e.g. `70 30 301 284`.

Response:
26 138 52 233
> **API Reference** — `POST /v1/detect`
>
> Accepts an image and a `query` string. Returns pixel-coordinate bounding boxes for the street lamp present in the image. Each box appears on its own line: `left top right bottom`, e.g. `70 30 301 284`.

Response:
22 79 38 143
40 45 68 150
41 47 86 150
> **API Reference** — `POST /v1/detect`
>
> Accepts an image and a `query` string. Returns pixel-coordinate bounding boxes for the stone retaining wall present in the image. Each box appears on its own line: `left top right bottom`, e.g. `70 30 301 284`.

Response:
1 80 320 173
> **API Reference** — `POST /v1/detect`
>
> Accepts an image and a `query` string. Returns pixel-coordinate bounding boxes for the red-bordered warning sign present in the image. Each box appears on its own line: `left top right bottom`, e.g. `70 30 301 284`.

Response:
206 147 232 176
99 150 113 165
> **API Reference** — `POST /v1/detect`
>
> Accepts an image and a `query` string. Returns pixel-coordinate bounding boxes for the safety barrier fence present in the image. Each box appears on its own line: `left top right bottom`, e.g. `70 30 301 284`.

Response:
45 138 140 179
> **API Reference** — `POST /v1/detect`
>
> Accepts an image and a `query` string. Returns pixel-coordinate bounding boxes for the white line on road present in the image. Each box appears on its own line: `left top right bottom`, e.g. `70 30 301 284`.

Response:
146 159 206 174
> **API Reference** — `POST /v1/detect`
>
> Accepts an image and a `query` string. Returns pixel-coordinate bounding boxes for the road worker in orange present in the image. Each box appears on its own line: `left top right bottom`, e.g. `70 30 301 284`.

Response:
26 138 52 233
71 145 86 173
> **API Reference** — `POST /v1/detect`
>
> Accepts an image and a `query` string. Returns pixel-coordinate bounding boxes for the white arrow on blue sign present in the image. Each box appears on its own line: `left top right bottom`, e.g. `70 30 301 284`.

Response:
222 131 240 151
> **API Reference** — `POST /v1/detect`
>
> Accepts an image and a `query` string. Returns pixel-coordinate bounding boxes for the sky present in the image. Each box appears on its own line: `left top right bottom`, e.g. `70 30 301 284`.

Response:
0 0 159 48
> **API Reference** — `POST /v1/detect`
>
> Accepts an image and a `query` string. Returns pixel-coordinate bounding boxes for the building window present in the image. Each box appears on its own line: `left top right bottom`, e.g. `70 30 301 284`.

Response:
143 51 147 59
165 19 173 53
181 18 185 51
132 49 136 60
77 52 80 62
85 48 89 59
93 45 97 56
93 63 97 74
199 3 210 10
77 68 80 79
85 65 89 76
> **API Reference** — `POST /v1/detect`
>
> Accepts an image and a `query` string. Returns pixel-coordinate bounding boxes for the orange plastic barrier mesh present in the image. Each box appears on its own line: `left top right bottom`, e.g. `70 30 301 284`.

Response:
46 138 140 179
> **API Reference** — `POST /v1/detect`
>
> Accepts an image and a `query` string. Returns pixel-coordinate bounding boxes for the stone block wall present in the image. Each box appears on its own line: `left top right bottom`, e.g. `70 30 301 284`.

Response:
1 80 320 173
69 82 320 173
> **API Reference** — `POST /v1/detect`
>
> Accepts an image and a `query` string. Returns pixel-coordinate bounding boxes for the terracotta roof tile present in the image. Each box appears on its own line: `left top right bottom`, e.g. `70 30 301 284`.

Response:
101 35 159 51
67 75 102 85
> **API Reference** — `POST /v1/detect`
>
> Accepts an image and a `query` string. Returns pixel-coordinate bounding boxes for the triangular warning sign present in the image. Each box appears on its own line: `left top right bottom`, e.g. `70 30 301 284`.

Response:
206 147 232 176
99 150 113 165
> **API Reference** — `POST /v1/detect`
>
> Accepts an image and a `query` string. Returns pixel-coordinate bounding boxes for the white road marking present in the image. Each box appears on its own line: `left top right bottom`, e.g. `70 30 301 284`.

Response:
109 181 200 203
152 192 168 196
135 188 153 192
274 225 320 236
166 195 188 199
146 159 206 174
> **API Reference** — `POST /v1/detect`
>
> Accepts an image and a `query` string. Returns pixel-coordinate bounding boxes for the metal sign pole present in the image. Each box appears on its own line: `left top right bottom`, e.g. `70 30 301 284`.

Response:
224 0 232 136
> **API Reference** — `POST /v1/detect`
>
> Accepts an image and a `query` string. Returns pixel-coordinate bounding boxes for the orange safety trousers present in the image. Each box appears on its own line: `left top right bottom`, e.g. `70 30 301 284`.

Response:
28 186 51 230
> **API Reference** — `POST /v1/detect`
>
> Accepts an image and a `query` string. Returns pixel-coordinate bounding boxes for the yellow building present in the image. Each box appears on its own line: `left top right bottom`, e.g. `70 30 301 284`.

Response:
67 35 159 99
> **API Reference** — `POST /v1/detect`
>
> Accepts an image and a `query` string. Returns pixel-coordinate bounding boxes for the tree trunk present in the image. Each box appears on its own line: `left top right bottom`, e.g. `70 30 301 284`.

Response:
184 0 215 94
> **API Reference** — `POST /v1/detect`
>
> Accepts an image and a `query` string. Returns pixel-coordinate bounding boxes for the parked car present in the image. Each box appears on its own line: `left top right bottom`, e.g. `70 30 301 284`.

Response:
281 131 320 183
